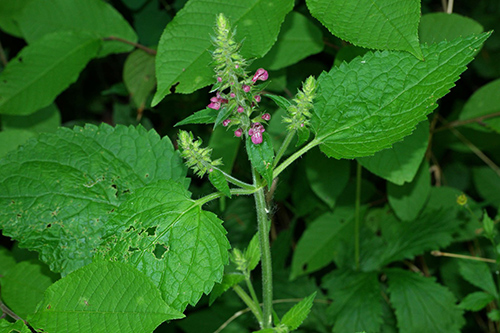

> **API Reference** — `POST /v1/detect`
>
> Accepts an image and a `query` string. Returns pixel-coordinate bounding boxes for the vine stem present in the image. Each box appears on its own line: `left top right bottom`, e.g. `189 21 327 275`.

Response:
354 162 362 270
102 36 157 55
273 130 295 167
273 138 320 179
252 167 273 329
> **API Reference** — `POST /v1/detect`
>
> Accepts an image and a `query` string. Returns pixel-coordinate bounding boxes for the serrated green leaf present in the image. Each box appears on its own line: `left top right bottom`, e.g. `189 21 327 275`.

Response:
305 148 350 209
0 0 32 37
419 13 484 44
100 180 230 312
245 234 261 272
2 103 61 133
265 94 292 111
123 50 156 110
387 160 430 221
0 319 31 333
306 0 423 59
152 0 294 105
483 212 495 239
246 133 274 187
18 0 137 57
459 78 500 133
208 273 245 306
290 209 351 280
0 261 58 318
0 31 101 116
252 11 323 71
280 292 316 331
365 210 461 270
0 124 187 275
386 268 464 333
209 168 231 197
29 261 184 333
323 269 383 333
458 260 498 298
357 120 429 185
175 108 218 127
311 32 491 159
458 291 495 311
473 167 500 206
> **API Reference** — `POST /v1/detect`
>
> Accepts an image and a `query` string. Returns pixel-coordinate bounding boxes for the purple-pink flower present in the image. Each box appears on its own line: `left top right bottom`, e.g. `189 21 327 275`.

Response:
223 119 231 127
237 106 244 113
234 128 243 137
261 113 271 121
254 95 261 103
252 68 268 82
248 122 265 144
207 92 228 110
242 84 251 93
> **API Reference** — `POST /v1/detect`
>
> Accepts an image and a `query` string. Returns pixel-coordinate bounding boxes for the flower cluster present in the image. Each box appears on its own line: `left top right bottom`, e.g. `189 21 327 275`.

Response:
207 13 271 144
177 130 222 177
283 76 317 132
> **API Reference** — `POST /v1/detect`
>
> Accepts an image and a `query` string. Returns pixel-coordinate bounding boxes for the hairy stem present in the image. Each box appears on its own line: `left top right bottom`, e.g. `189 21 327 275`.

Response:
252 168 273 328
244 275 263 322
195 187 257 207
354 162 362 270
273 138 320 179
232 285 263 325
273 130 295 167
215 167 255 190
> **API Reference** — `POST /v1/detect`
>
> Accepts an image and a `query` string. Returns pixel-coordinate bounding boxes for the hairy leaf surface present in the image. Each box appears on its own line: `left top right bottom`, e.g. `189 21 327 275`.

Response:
153 0 294 104
386 268 464 333
30 261 184 333
312 33 490 159
18 0 137 57
306 0 423 58
100 180 230 312
0 124 187 275
0 31 101 116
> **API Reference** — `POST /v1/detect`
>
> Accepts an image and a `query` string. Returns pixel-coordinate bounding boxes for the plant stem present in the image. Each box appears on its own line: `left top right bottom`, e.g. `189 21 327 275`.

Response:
102 36 157 55
215 167 255 190
273 130 295 167
244 275 263 322
354 162 362 270
232 285 263 325
195 188 257 206
252 168 273 329
273 138 320 179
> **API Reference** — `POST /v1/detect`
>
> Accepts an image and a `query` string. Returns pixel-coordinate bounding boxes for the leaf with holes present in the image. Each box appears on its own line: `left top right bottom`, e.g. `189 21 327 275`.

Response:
152 0 294 105
99 180 230 312
29 261 184 333
311 33 491 159
0 124 187 275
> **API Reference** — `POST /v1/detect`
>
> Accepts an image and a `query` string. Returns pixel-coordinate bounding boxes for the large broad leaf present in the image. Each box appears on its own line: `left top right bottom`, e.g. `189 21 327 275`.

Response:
306 0 423 59
387 160 430 221
459 78 500 133
0 261 58 318
322 269 383 333
123 50 157 110
152 0 294 105
0 0 32 37
99 180 230 312
18 0 137 57
357 120 429 185
29 261 184 333
0 124 187 275
419 13 484 44
0 31 101 116
386 268 464 333
251 11 324 71
311 32 491 159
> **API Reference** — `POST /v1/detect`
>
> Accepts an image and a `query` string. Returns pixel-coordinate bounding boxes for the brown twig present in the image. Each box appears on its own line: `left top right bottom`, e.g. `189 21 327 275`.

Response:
434 111 500 132
103 36 157 55
0 39 8 66
431 250 496 263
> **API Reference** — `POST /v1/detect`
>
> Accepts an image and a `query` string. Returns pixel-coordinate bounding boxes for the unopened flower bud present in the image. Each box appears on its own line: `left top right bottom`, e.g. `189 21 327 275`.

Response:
252 68 268 82
217 77 222 82
242 84 251 93
237 106 244 113
223 119 231 127
234 128 243 137
230 92 236 98
254 95 261 102
261 113 271 121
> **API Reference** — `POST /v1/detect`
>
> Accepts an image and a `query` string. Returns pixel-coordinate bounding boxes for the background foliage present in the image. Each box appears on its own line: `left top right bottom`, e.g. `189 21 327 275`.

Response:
0 0 500 332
